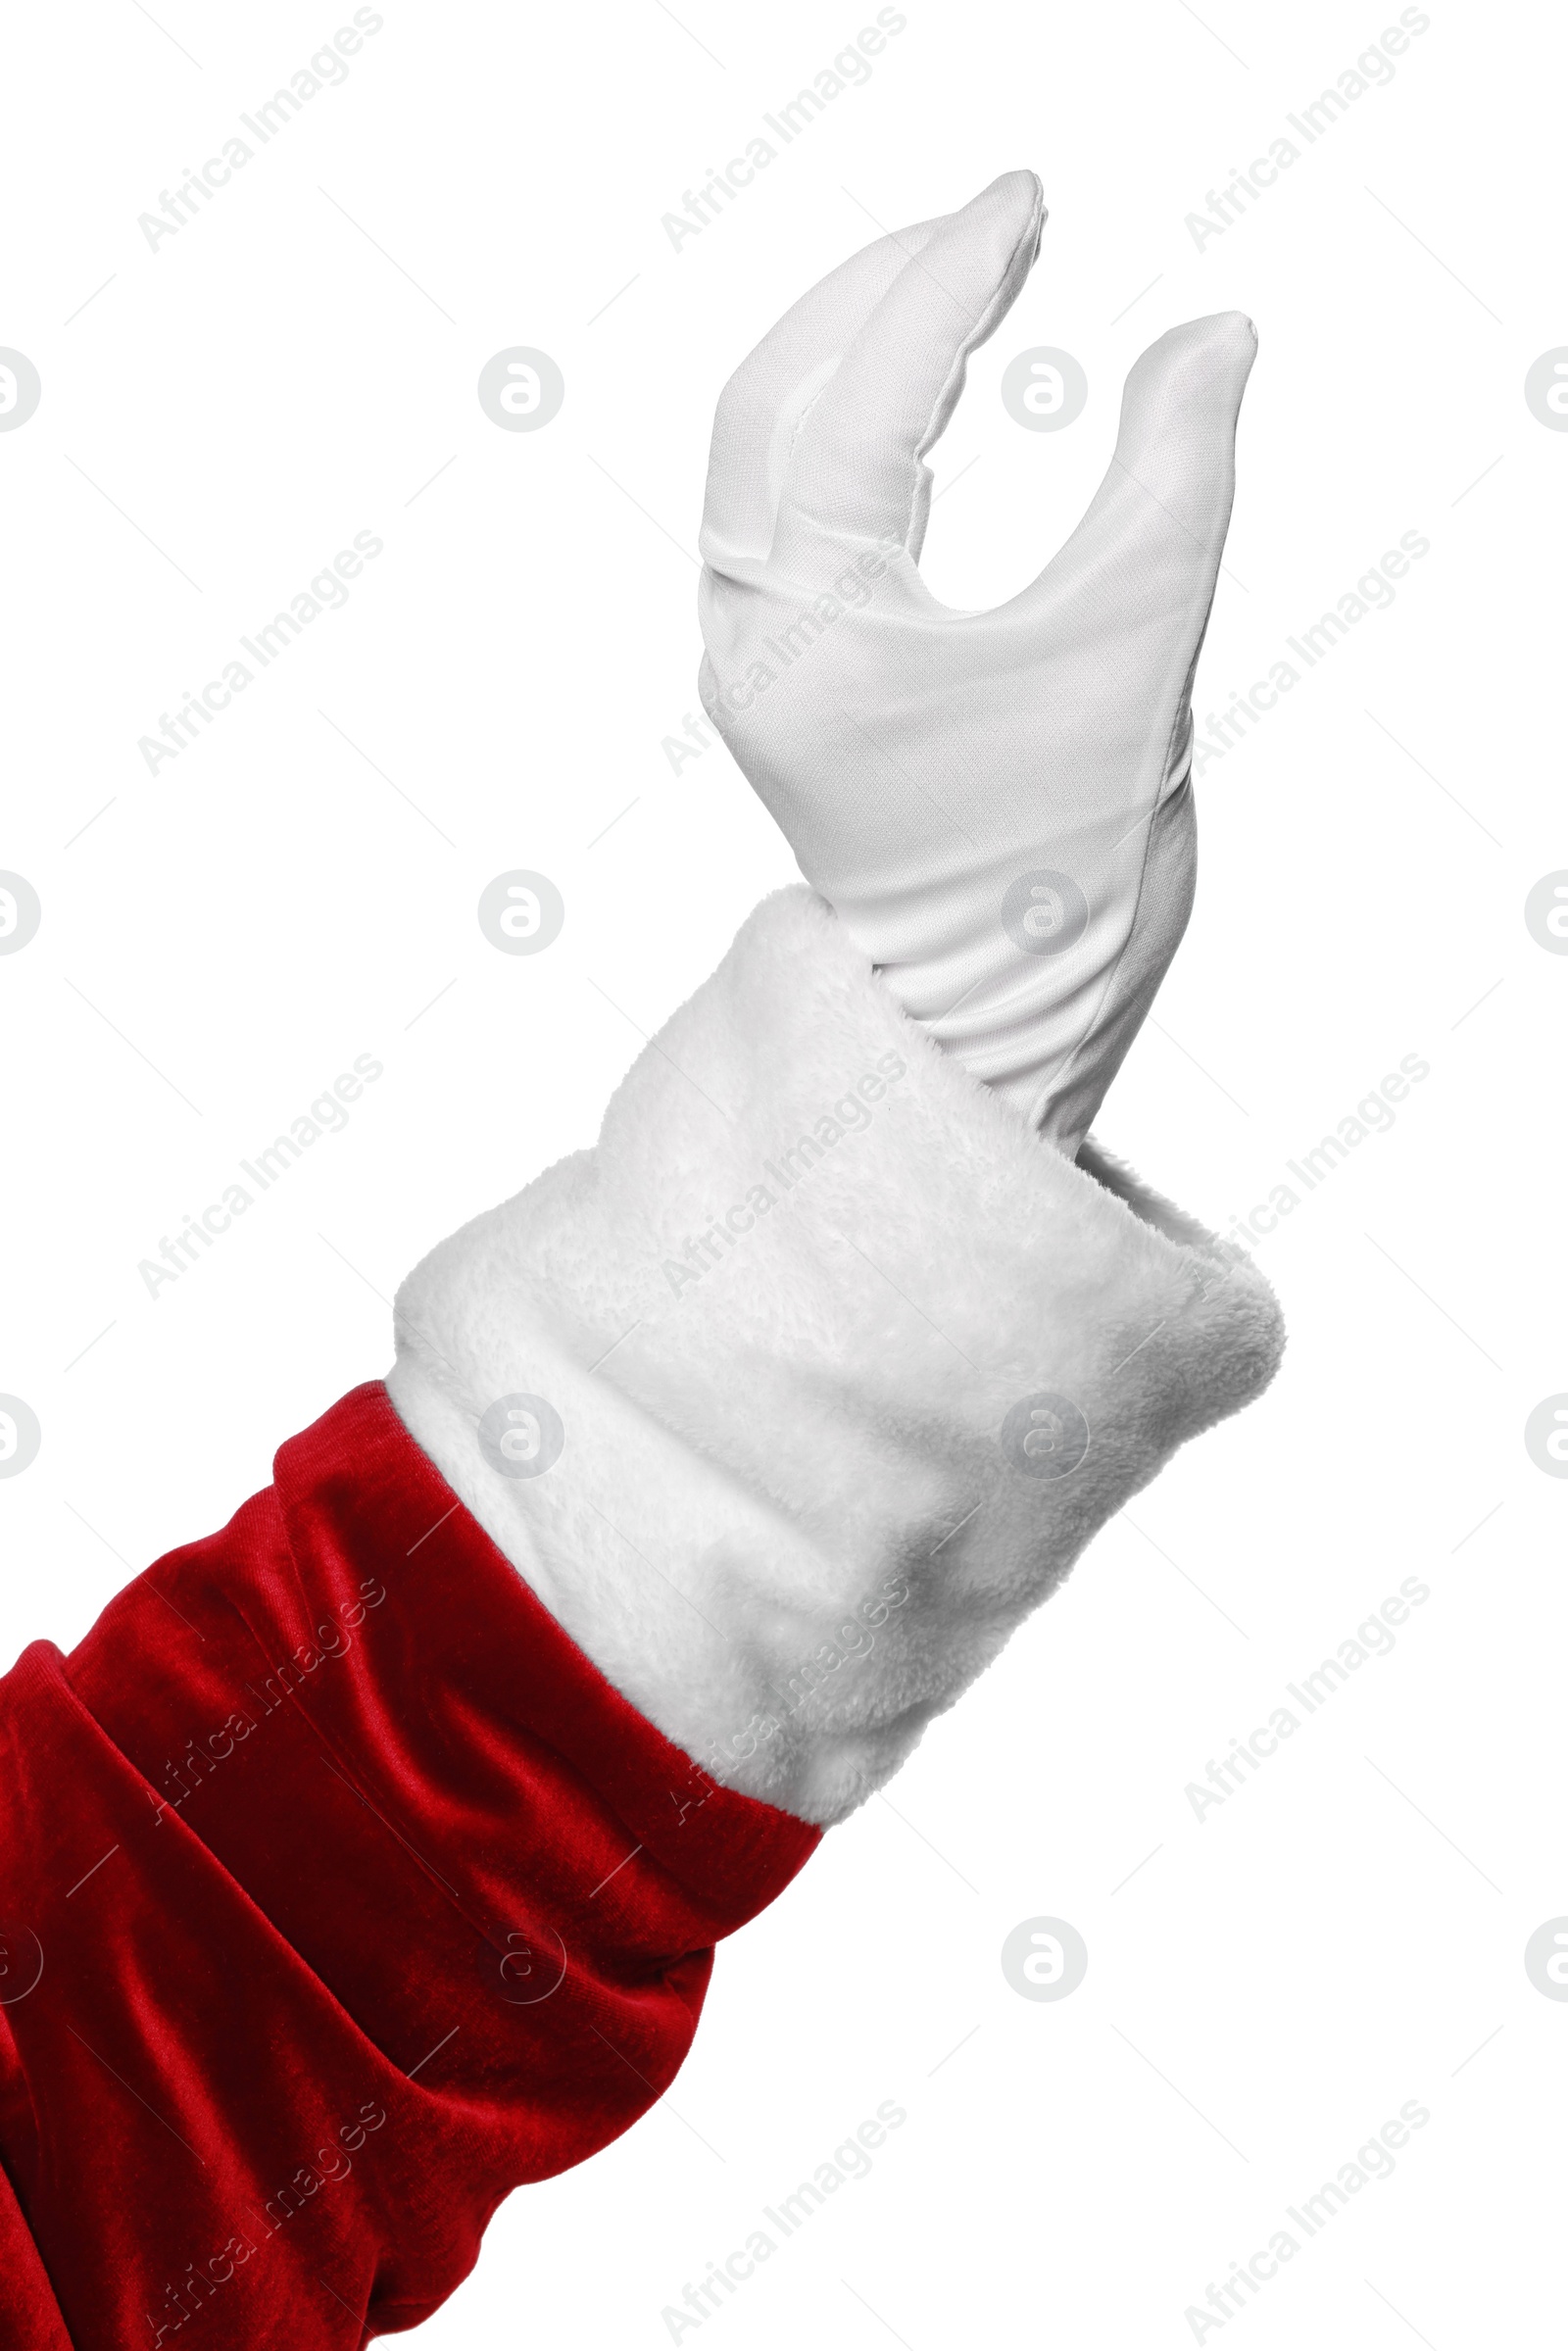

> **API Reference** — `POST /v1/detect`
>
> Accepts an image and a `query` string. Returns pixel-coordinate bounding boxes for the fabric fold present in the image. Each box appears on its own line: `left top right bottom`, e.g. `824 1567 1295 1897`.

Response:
0 1383 815 2350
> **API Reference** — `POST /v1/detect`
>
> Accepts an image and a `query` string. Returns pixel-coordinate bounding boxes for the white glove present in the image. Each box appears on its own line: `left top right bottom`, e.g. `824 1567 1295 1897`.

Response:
697 171 1256 1157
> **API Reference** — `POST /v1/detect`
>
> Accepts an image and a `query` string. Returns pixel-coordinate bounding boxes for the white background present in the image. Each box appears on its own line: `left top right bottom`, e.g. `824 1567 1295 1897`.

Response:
2 0 1564 2343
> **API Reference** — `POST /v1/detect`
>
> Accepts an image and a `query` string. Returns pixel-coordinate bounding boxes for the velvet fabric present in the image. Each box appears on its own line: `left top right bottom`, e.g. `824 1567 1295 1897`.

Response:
0 1384 818 2347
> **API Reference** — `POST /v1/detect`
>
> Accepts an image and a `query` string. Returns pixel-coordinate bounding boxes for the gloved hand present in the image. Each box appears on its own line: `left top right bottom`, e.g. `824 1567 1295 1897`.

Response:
389 171 1284 1829
697 170 1256 1157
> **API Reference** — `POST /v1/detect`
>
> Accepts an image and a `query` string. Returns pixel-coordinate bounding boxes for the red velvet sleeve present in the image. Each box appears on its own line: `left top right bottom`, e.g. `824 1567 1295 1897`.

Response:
0 1383 819 2348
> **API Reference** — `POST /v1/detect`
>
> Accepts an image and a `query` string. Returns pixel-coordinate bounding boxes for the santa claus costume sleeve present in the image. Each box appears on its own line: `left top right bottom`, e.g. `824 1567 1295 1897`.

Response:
0 891 1281 2348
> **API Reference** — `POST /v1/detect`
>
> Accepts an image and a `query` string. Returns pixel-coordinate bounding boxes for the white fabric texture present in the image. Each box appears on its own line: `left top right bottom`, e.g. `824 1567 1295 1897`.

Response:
697 171 1256 1156
387 890 1283 1828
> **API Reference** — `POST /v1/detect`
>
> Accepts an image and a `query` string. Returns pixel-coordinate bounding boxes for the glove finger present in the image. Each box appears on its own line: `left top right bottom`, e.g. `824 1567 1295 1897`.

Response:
770 170 1044 580
699 209 950 580
1015 312 1256 684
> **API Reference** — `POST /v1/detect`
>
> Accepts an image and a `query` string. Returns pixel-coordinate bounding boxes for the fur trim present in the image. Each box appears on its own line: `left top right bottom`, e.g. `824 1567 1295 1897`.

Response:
387 888 1283 1826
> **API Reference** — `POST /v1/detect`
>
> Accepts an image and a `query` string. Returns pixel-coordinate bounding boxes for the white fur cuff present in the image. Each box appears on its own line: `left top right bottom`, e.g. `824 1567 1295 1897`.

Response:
387 889 1283 1825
